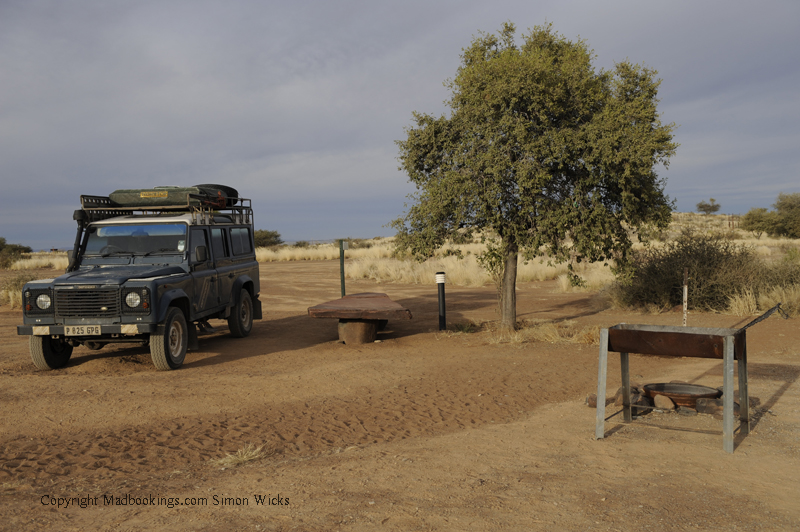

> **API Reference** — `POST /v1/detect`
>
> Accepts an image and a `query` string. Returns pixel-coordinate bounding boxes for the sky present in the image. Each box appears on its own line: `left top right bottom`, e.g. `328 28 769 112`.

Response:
1 1 798 249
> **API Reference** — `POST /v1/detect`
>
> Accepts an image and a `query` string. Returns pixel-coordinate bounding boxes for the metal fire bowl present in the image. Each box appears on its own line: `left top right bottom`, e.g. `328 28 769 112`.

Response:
643 383 722 408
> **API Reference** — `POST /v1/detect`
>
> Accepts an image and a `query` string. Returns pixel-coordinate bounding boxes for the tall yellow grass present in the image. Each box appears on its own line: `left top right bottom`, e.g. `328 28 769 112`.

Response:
256 242 395 262
11 255 69 270
346 253 614 289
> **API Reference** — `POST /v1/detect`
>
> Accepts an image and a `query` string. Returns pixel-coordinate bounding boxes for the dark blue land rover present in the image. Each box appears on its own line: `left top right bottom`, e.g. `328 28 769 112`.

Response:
17 185 262 370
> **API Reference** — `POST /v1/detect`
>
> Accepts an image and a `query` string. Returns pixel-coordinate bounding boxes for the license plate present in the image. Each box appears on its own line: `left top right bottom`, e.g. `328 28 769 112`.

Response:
64 325 102 336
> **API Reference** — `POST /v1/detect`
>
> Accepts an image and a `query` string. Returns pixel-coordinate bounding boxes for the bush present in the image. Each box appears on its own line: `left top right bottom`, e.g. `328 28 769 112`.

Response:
614 231 762 311
741 193 800 239
0 238 33 269
0 272 39 308
696 198 721 215
253 230 283 248
774 192 800 238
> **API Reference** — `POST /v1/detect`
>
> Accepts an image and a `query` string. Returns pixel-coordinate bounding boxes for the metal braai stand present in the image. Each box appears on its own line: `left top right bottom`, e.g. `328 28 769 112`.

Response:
595 324 748 453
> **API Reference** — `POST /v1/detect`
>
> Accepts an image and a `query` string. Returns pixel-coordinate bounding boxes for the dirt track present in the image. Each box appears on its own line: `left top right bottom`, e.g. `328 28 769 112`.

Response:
2 261 799 531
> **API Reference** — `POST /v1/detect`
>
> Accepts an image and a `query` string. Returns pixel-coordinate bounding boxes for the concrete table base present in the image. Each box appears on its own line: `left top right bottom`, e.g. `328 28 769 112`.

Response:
338 319 379 345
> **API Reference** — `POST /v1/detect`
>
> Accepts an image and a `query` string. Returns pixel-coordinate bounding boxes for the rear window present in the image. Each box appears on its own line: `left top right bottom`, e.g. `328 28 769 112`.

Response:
230 227 252 256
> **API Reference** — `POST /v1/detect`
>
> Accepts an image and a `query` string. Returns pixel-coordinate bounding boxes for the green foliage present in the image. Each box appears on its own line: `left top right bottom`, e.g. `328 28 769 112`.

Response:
774 192 800 238
696 198 721 215
0 238 33 269
614 231 763 311
253 229 283 248
740 193 800 238
392 22 676 327
740 207 778 239
293 241 310 248
476 239 505 294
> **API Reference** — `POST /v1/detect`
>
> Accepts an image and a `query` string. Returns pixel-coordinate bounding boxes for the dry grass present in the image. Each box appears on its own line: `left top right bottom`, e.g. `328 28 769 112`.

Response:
481 319 601 346
0 273 41 308
256 241 395 262
727 285 800 317
346 254 614 289
727 289 759 316
758 285 800 317
211 443 275 468
10 254 69 270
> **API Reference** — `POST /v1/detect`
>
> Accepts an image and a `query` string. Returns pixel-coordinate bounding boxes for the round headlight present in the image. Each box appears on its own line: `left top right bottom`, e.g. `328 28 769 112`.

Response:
125 292 142 308
36 294 51 310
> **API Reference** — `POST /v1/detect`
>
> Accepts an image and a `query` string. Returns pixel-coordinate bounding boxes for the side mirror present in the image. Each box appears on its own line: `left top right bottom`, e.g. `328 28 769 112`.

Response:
195 245 208 262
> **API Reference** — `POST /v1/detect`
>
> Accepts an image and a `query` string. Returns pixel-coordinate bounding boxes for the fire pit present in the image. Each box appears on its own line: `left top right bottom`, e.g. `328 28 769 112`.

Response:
643 383 721 408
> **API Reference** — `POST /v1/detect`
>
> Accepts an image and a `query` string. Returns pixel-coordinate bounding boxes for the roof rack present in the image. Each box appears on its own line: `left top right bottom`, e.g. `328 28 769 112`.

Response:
79 195 253 226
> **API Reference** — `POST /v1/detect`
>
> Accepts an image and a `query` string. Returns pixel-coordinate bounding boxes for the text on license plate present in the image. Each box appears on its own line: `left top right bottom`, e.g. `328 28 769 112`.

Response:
64 325 102 336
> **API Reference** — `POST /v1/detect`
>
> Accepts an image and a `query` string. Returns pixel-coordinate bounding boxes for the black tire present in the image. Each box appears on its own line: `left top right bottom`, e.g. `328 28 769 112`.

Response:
228 288 253 338
150 307 188 370
30 336 73 370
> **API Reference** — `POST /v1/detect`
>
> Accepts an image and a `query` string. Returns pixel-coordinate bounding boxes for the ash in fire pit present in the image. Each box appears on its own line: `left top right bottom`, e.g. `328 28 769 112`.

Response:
643 383 721 408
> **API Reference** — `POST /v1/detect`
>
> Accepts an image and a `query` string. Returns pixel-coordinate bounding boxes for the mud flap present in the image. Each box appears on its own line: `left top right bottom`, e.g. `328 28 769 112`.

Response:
187 322 199 351
253 298 263 320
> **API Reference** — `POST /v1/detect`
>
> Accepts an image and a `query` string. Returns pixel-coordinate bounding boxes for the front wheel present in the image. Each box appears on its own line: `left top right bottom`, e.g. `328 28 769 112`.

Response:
150 307 188 370
30 336 73 370
228 288 253 338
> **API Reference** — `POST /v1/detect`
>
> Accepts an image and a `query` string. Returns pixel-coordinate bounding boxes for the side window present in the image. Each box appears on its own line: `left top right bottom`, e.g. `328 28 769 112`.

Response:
190 228 209 262
211 228 228 260
230 227 252 256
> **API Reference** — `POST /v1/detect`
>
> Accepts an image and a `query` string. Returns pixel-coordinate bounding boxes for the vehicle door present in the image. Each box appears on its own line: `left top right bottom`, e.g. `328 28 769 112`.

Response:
189 227 219 317
210 227 234 306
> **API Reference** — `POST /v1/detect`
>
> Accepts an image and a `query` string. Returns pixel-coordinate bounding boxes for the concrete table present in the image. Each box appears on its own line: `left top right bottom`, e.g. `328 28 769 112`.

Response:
308 293 412 344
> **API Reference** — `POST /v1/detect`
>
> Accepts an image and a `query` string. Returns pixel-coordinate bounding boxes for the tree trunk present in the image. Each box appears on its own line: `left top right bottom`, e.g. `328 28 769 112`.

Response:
499 241 518 331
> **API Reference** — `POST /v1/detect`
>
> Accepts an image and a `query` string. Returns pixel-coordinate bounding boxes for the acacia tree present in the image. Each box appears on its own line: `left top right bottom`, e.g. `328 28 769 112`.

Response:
392 24 677 330
696 198 721 215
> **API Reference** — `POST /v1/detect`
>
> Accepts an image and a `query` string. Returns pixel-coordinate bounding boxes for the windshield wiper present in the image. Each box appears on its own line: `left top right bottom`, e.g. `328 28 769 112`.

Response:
100 250 136 258
143 248 181 257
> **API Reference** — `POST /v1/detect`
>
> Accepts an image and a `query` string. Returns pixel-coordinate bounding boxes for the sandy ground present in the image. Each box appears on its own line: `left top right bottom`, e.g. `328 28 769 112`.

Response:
1 261 799 531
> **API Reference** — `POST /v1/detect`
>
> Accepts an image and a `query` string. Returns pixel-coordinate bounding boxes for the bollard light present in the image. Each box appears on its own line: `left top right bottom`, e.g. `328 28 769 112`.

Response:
436 271 446 331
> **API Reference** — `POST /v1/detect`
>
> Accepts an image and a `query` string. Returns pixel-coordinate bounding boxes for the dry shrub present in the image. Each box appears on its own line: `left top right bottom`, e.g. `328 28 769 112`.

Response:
0 273 41 308
758 285 800 317
211 443 275 468
613 231 762 312
728 289 759 316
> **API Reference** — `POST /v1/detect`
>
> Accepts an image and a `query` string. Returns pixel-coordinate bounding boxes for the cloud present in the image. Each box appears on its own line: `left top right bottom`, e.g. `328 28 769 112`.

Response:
1 0 798 248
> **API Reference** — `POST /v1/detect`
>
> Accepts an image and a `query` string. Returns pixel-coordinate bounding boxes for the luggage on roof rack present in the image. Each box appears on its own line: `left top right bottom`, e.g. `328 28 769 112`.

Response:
108 185 239 208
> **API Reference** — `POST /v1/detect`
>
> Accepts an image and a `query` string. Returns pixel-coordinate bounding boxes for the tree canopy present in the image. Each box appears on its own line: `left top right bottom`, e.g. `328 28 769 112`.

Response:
253 229 283 248
741 192 800 239
392 23 677 329
696 198 721 215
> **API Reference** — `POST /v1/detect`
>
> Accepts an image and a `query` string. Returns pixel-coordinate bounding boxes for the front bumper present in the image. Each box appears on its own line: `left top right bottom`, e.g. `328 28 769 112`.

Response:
17 324 158 336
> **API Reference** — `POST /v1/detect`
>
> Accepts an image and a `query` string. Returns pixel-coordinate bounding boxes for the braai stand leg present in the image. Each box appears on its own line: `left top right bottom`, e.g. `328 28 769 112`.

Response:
621 352 632 422
739 342 750 435
595 328 609 439
723 335 735 453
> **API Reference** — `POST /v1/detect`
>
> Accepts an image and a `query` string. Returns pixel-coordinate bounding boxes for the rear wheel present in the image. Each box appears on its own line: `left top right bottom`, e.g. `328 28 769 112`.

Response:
30 336 73 370
150 307 188 370
228 288 253 338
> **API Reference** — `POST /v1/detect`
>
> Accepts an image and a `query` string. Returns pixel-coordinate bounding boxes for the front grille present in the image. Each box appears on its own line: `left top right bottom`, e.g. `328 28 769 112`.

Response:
55 289 120 318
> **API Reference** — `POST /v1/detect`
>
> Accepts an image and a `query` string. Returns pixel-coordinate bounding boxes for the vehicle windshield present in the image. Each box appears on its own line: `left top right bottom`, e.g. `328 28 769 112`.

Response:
84 223 187 257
